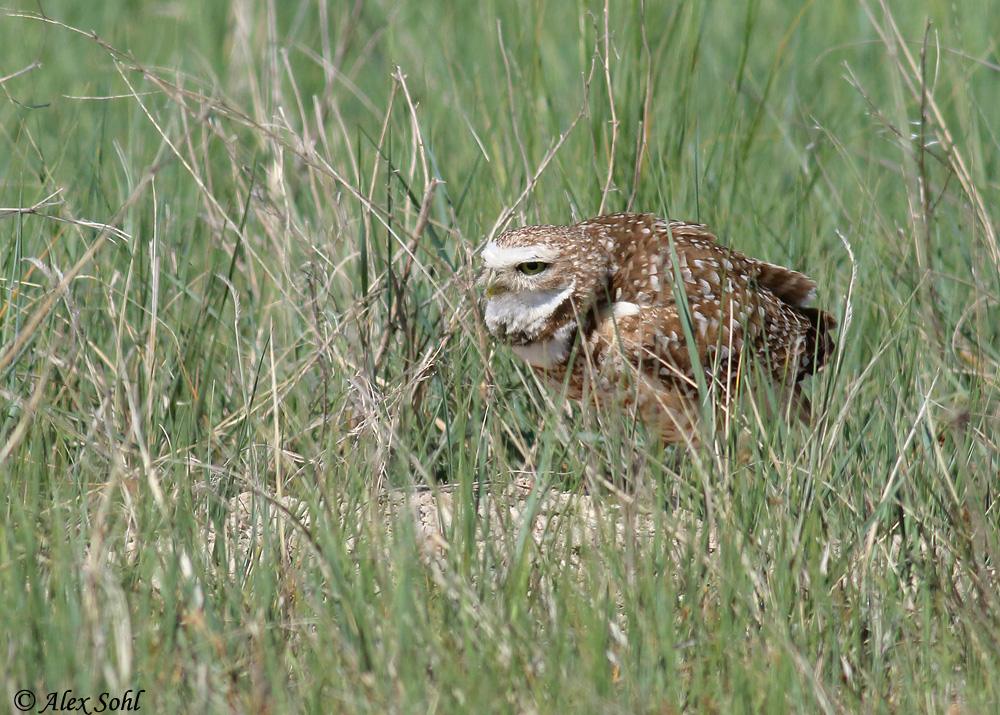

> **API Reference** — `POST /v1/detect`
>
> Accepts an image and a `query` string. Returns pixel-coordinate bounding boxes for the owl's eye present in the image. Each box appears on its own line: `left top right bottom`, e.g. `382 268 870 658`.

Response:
517 261 549 276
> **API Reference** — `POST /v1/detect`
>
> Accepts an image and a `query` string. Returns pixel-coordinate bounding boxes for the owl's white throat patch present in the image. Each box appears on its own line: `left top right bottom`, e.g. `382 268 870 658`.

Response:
485 285 573 341
511 323 575 368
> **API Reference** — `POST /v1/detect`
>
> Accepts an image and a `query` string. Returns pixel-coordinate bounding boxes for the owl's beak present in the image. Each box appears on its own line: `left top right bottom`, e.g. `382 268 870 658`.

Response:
485 280 506 299
479 269 508 299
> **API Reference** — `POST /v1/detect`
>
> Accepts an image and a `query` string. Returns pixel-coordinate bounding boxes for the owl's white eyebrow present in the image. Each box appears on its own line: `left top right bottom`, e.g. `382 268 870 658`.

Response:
481 242 558 268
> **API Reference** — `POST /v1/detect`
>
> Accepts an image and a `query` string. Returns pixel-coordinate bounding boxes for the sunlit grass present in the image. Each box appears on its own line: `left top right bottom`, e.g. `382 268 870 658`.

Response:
1 0 998 711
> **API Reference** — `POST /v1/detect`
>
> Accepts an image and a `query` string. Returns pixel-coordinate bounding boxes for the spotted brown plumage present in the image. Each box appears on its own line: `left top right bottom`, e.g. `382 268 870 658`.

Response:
479 212 836 444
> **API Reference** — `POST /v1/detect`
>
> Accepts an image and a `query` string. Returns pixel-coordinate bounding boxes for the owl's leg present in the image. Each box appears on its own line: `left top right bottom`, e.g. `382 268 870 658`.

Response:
575 410 653 496
789 384 814 424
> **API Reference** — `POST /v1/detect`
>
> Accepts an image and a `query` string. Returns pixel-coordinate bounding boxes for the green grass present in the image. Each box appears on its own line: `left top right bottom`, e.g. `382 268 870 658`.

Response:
2 0 999 711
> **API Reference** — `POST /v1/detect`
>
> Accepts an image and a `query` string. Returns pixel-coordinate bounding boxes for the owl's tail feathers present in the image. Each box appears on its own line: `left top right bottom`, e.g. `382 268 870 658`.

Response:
798 306 838 377
754 262 818 307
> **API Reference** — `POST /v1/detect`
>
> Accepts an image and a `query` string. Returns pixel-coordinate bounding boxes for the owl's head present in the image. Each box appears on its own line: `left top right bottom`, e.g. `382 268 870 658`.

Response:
478 223 611 344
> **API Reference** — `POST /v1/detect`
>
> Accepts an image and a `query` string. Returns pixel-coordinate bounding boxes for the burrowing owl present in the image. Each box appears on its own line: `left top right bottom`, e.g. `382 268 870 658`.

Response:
479 212 836 445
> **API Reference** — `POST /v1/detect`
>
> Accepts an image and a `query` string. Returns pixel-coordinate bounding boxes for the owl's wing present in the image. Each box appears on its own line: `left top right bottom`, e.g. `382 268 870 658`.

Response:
650 222 835 385
664 221 821 308
595 295 828 419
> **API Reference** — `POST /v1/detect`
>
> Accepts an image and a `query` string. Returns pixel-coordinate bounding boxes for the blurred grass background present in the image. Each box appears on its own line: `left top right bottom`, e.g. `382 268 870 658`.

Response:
1 0 998 711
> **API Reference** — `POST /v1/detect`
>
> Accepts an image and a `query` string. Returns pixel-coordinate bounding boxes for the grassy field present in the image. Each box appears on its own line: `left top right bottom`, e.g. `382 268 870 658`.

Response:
2 0 999 711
